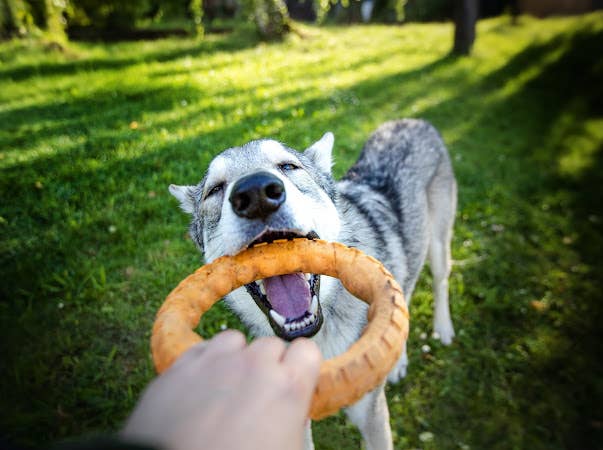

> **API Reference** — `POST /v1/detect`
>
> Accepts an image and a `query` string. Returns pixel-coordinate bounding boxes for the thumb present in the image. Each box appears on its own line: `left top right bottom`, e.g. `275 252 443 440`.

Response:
281 338 322 409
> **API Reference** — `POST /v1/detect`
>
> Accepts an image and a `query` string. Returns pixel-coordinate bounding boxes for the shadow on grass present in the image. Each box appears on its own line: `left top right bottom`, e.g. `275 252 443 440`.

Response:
0 28 259 82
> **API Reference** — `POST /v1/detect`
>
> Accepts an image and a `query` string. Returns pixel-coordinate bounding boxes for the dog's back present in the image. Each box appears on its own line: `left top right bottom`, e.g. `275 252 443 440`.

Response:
320 119 457 445
337 119 456 303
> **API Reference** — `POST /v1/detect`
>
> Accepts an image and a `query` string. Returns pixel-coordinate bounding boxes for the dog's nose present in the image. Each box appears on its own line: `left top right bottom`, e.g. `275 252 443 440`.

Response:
229 171 286 220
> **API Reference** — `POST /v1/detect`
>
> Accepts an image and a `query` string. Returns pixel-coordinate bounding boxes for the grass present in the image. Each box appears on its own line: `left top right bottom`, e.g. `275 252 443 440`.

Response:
1 13 603 449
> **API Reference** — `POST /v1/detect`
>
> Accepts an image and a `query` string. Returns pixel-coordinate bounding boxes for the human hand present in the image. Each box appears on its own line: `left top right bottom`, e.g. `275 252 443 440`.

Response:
121 331 321 450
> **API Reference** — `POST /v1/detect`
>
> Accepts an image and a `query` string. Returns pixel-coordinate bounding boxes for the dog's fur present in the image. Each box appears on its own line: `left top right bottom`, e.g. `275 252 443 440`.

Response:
170 119 456 449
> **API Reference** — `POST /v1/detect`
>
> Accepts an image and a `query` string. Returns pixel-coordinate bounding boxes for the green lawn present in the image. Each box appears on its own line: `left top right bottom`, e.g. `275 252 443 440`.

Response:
1 13 602 449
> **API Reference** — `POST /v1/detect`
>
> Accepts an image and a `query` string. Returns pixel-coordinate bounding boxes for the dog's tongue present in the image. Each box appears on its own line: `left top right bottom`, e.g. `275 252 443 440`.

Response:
264 273 310 319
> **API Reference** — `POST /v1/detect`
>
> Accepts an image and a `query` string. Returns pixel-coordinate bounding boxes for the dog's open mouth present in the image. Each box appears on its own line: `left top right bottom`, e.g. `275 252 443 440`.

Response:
244 230 323 341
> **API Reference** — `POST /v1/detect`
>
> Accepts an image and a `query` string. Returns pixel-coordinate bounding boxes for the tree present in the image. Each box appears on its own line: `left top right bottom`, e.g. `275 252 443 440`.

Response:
452 0 478 55
1 0 30 38
249 0 290 40
0 0 65 40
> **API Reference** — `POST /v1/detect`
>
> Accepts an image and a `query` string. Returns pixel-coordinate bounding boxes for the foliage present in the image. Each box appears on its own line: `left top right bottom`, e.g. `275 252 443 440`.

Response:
404 0 452 22
1 12 602 449
68 0 151 30
68 0 206 32
318 0 452 24
0 0 205 37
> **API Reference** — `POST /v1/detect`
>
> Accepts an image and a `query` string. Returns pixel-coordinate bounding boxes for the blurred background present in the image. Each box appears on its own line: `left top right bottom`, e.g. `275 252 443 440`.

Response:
1 0 602 449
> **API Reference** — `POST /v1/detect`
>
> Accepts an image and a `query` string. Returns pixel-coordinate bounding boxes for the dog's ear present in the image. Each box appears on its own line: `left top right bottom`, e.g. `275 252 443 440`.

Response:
305 132 334 174
169 184 195 214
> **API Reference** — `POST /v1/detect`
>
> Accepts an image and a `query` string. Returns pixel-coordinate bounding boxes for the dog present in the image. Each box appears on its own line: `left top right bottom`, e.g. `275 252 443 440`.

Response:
169 119 456 450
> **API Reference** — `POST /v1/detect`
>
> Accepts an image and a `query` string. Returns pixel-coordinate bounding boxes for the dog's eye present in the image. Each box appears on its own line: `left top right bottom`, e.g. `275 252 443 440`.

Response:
279 163 299 171
205 183 224 199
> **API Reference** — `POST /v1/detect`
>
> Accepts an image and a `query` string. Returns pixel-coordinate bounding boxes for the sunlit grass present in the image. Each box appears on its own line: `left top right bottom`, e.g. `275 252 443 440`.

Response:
557 118 603 178
1 12 602 449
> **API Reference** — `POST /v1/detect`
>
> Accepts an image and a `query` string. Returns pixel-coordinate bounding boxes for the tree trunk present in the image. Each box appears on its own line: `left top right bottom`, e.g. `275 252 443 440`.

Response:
0 0 27 38
253 0 290 40
43 0 66 41
509 0 520 25
453 0 478 55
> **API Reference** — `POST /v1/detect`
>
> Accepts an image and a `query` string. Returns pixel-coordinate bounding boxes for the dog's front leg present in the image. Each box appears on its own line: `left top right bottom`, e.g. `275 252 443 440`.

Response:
345 385 393 450
387 341 408 383
303 420 314 450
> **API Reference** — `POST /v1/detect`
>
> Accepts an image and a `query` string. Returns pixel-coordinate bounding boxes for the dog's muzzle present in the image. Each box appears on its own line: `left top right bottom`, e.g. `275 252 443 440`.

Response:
229 173 324 340
243 231 324 341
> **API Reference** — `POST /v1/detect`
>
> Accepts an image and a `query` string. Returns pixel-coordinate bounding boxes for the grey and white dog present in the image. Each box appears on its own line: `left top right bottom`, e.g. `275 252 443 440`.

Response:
169 119 456 450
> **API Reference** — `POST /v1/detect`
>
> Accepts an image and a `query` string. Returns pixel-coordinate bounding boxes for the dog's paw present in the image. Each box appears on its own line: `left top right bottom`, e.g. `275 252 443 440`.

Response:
433 319 455 345
387 351 408 384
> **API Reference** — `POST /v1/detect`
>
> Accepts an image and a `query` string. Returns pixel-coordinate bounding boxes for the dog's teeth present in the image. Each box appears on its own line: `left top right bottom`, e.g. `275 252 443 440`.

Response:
311 295 318 314
281 310 319 334
259 281 266 296
269 310 286 327
305 273 311 282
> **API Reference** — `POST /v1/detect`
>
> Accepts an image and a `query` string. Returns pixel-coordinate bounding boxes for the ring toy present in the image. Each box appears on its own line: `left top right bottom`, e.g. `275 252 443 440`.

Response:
151 238 409 420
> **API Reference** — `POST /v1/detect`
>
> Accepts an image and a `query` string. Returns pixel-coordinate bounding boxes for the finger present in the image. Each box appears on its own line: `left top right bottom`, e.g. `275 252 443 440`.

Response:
280 338 322 402
282 338 321 372
172 330 246 369
245 336 287 365
201 329 247 360
168 340 208 373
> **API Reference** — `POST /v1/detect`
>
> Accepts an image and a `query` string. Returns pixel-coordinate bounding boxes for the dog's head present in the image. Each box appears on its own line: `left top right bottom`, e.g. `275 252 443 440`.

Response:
169 133 341 340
